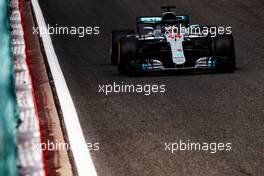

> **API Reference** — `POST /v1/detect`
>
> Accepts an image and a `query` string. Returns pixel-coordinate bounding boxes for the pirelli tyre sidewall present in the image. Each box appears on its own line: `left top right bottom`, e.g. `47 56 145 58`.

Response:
111 30 135 65
118 37 138 75
213 34 236 72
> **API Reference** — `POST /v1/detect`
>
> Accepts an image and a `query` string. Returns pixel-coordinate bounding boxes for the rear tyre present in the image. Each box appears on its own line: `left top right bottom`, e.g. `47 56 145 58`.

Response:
118 37 138 74
213 34 236 71
111 30 135 65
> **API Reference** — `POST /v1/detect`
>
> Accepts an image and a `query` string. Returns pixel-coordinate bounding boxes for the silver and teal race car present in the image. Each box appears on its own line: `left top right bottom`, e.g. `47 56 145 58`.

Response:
110 6 235 75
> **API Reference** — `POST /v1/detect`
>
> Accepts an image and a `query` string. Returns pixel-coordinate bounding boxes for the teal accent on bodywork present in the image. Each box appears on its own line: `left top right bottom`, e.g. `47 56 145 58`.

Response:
142 63 152 70
142 64 148 70
176 16 186 20
0 1 19 176
208 57 217 68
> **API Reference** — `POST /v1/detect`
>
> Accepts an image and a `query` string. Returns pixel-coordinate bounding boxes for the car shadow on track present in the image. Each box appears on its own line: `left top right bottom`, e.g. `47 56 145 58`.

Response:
117 67 240 78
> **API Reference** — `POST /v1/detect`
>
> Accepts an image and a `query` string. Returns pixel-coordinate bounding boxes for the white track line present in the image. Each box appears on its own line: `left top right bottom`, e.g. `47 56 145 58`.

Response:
31 1 97 175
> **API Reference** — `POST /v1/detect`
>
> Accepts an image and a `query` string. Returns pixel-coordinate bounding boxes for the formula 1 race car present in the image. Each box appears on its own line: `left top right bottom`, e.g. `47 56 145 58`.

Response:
110 6 235 75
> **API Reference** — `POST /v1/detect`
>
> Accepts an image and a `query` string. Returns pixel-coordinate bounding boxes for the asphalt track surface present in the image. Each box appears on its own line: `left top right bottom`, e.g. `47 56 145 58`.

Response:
39 0 264 175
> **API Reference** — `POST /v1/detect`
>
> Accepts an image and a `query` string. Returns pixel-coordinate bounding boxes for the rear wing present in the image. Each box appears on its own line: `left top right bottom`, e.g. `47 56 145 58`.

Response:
136 16 162 24
136 15 190 34
136 15 189 24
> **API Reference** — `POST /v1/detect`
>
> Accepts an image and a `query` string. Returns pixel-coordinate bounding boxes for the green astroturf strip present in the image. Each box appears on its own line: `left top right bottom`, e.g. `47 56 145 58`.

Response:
0 0 19 175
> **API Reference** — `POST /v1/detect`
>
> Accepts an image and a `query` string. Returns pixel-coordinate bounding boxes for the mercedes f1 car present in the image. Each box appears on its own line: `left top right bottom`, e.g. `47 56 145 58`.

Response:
110 6 235 75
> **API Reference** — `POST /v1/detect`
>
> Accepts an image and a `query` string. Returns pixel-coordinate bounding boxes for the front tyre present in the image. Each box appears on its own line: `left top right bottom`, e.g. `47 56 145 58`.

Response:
118 37 138 74
213 34 236 72
111 30 135 65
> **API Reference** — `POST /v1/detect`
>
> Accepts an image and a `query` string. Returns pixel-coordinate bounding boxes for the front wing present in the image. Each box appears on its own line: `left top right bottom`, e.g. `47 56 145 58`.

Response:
128 56 229 73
